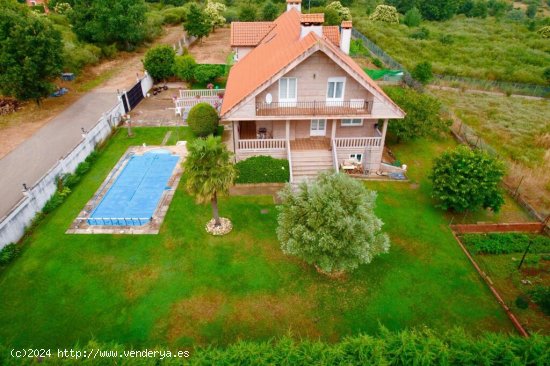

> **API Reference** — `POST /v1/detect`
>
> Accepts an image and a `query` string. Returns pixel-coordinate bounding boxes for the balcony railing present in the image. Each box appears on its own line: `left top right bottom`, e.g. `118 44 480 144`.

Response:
334 137 382 148
237 139 287 151
256 100 372 117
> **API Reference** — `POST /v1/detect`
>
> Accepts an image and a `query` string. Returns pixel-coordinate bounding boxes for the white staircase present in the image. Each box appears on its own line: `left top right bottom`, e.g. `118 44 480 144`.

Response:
291 150 334 183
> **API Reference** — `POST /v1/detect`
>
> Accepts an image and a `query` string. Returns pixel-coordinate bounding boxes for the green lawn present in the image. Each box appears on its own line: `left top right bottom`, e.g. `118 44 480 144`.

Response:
352 12 550 85
0 128 516 348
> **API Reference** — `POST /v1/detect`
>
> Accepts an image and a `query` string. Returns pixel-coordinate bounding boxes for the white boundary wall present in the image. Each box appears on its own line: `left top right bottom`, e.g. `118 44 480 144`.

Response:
0 99 125 248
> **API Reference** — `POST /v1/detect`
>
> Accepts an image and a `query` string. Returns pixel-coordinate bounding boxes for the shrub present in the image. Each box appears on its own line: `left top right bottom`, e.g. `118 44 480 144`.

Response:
54 2 72 14
418 0 457 21
143 45 176 81
384 87 450 142
42 187 71 214
539 26 550 39
326 1 351 21
174 55 196 82
239 5 257 21
184 4 211 41
515 295 529 310
461 233 550 254
100 44 118 59
487 0 508 17
506 9 525 22
430 146 506 213
0 243 20 266
404 7 422 27
277 172 390 274
528 286 550 315
235 156 289 183
161 6 187 25
322 7 341 25
372 57 384 68
349 39 370 57
193 64 224 84
369 5 399 24
412 61 433 84
526 3 538 19
187 103 219 137
410 27 430 40
64 43 102 72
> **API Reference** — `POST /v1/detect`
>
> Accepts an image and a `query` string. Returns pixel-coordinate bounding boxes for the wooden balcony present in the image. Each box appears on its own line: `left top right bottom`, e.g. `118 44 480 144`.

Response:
256 100 372 117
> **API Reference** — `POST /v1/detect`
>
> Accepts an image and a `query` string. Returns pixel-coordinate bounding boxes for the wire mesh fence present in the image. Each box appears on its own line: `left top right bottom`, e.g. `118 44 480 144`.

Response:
433 75 550 98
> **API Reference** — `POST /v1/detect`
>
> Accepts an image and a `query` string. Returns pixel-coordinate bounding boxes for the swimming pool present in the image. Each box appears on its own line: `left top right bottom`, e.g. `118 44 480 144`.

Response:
88 150 179 226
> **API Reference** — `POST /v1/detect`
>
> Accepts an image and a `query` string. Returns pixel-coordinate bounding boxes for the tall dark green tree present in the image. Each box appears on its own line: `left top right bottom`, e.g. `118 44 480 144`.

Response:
418 0 457 21
0 0 64 105
262 1 279 21
70 0 147 49
184 4 211 41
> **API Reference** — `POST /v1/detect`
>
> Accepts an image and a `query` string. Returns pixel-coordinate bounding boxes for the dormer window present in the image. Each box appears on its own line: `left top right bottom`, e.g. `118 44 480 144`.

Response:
279 77 297 106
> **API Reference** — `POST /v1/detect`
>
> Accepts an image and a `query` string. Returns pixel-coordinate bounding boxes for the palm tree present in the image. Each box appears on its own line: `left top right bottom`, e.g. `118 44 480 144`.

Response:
184 135 236 227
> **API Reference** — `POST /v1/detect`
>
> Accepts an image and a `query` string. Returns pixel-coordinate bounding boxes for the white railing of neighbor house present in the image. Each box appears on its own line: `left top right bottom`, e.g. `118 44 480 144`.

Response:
179 89 225 99
331 139 339 173
334 137 382 148
237 139 287 151
287 140 293 183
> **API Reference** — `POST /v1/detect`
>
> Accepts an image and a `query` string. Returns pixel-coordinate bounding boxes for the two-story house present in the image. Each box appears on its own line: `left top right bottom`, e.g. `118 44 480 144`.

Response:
222 1 405 182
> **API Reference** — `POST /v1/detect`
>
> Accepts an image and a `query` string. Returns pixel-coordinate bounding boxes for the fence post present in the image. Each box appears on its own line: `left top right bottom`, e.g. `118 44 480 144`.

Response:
514 176 525 196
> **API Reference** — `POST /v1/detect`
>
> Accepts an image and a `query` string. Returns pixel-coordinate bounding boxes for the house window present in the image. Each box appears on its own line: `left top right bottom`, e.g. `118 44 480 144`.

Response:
341 118 363 126
350 153 363 162
279 77 297 104
327 77 345 101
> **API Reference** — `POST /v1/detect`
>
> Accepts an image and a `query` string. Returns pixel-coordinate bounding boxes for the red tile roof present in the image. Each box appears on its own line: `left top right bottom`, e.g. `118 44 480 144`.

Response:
323 26 340 47
300 13 324 24
230 22 275 47
221 9 404 118
286 0 302 3
341 20 353 28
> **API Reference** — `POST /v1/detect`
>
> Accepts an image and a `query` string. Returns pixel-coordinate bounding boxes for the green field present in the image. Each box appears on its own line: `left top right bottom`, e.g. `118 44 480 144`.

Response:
0 128 516 348
352 12 550 85
432 89 550 215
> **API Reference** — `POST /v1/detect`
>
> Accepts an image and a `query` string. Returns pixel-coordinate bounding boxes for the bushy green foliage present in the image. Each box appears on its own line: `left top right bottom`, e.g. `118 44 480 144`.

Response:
369 5 399 24
539 25 550 38
487 0 508 17
54 2 72 14
239 4 257 21
184 3 211 40
349 39 370 56
462 233 550 254
411 61 433 84
277 172 390 274
526 3 538 19
0 0 64 104
528 286 550 315
174 55 196 82
235 156 289 183
187 103 219 137
372 57 384 68
63 43 102 72
326 1 351 21
193 64 224 84
544 67 550 84
42 187 71 214
1 328 549 365
404 7 422 27
262 1 279 21
143 45 176 81
161 6 187 25
430 146 506 212
515 294 529 309
0 243 20 266
506 8 525 22
419 0 457 21
70 0 147 49
384 87 450 141
410 26 430 39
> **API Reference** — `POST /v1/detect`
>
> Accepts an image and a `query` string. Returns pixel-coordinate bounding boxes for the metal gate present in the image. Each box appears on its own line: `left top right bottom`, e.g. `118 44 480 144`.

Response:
122 81 144 113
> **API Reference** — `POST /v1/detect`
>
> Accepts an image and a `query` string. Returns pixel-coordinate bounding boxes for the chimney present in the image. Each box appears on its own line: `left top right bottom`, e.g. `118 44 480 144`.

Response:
286 0 301 12
340 20 352 55
300 13 324 39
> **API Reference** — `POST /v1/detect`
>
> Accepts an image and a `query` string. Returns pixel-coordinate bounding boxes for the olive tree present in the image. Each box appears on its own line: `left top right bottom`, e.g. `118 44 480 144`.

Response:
430 146 506 213
369 5 400 24
277 172 390 275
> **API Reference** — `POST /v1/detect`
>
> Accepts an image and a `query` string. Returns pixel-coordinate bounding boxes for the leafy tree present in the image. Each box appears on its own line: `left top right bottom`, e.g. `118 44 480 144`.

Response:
369 5 400 23
204 0 226 31
262 1 279 21
404 7 422 27
239 4 258 21
174 55 196 82
184 136 236 227
184 4 211 41
143 45 176 81
277 172 390 275
384 0 418 13
187 102 220 137
0 1 64 105
412 61 433 84
326 1 352 21
430 146 506 213
70 0 147 50
418 0 457 21
384 87 450 142
193 64 224 84
487 0 508 17
526 3 538 19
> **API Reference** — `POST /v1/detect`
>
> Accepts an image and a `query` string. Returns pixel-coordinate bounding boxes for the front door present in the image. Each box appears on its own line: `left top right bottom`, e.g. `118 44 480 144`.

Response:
310 119 326 137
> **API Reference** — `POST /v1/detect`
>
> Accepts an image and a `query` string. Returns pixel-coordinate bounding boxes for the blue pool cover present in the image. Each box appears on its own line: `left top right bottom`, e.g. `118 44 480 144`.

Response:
88 150 179 226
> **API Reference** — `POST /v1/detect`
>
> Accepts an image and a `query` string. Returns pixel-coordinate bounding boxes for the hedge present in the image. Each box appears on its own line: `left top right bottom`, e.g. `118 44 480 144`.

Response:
461 233 550 255
235 156 290 183
1 328 548 365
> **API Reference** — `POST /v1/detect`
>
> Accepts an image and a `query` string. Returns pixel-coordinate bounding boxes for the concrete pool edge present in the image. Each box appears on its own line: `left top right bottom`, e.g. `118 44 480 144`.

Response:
66 145 186 235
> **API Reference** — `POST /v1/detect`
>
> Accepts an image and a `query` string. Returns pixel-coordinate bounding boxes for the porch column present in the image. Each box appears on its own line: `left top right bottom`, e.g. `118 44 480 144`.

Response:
285 120 290 142
380 119 389 150
331 119 336 140
233 121 240 156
